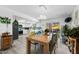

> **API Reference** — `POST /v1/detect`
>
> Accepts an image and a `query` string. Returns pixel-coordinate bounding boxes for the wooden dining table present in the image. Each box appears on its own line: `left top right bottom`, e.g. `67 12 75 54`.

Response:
26 34 52 54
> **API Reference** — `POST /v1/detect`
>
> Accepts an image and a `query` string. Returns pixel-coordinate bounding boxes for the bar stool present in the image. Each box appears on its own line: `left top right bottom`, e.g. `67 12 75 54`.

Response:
49 33 58 54
32 41 43 54
31 42 39 53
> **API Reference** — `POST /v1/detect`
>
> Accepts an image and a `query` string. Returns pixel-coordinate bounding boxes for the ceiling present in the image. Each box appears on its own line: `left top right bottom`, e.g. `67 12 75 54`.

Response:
1 5 76 27
3 5 76 19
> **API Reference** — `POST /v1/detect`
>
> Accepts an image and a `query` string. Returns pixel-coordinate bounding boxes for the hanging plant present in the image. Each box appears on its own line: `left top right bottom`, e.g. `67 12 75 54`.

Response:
0 16 11 24
1 17 4 23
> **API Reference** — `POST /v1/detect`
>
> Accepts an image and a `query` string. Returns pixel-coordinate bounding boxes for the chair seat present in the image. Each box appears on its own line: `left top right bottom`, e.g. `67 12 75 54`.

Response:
32 42 38 45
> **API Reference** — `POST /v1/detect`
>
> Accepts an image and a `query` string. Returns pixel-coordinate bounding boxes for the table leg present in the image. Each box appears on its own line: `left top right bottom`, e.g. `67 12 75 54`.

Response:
43 43 49 54
27 39 31 54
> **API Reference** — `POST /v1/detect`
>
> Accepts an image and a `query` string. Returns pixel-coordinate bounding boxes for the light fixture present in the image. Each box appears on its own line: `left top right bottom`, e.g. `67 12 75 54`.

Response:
39 5 47 10
38 5 47 20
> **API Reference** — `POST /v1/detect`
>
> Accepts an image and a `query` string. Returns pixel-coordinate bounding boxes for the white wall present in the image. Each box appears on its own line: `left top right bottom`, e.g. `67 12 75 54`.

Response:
71 6 79 28
0 7 15 35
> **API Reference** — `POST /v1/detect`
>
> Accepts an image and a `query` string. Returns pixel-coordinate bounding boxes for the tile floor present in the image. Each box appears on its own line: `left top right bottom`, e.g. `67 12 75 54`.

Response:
55 38 71 54
0 35 26 54
0 34 71 54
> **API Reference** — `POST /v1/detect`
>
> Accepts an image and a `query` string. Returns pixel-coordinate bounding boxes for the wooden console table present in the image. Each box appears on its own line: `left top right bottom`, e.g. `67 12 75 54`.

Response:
68 37 76 54
26 34 52 54
68 37 79 54
1 33 12 50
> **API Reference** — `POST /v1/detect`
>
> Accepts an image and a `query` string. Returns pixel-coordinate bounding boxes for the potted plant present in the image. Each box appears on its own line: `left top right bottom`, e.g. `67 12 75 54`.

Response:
69 27 79 39
63 25 71 37
44 29 49 35
63 25 79 39
63 24 79 53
